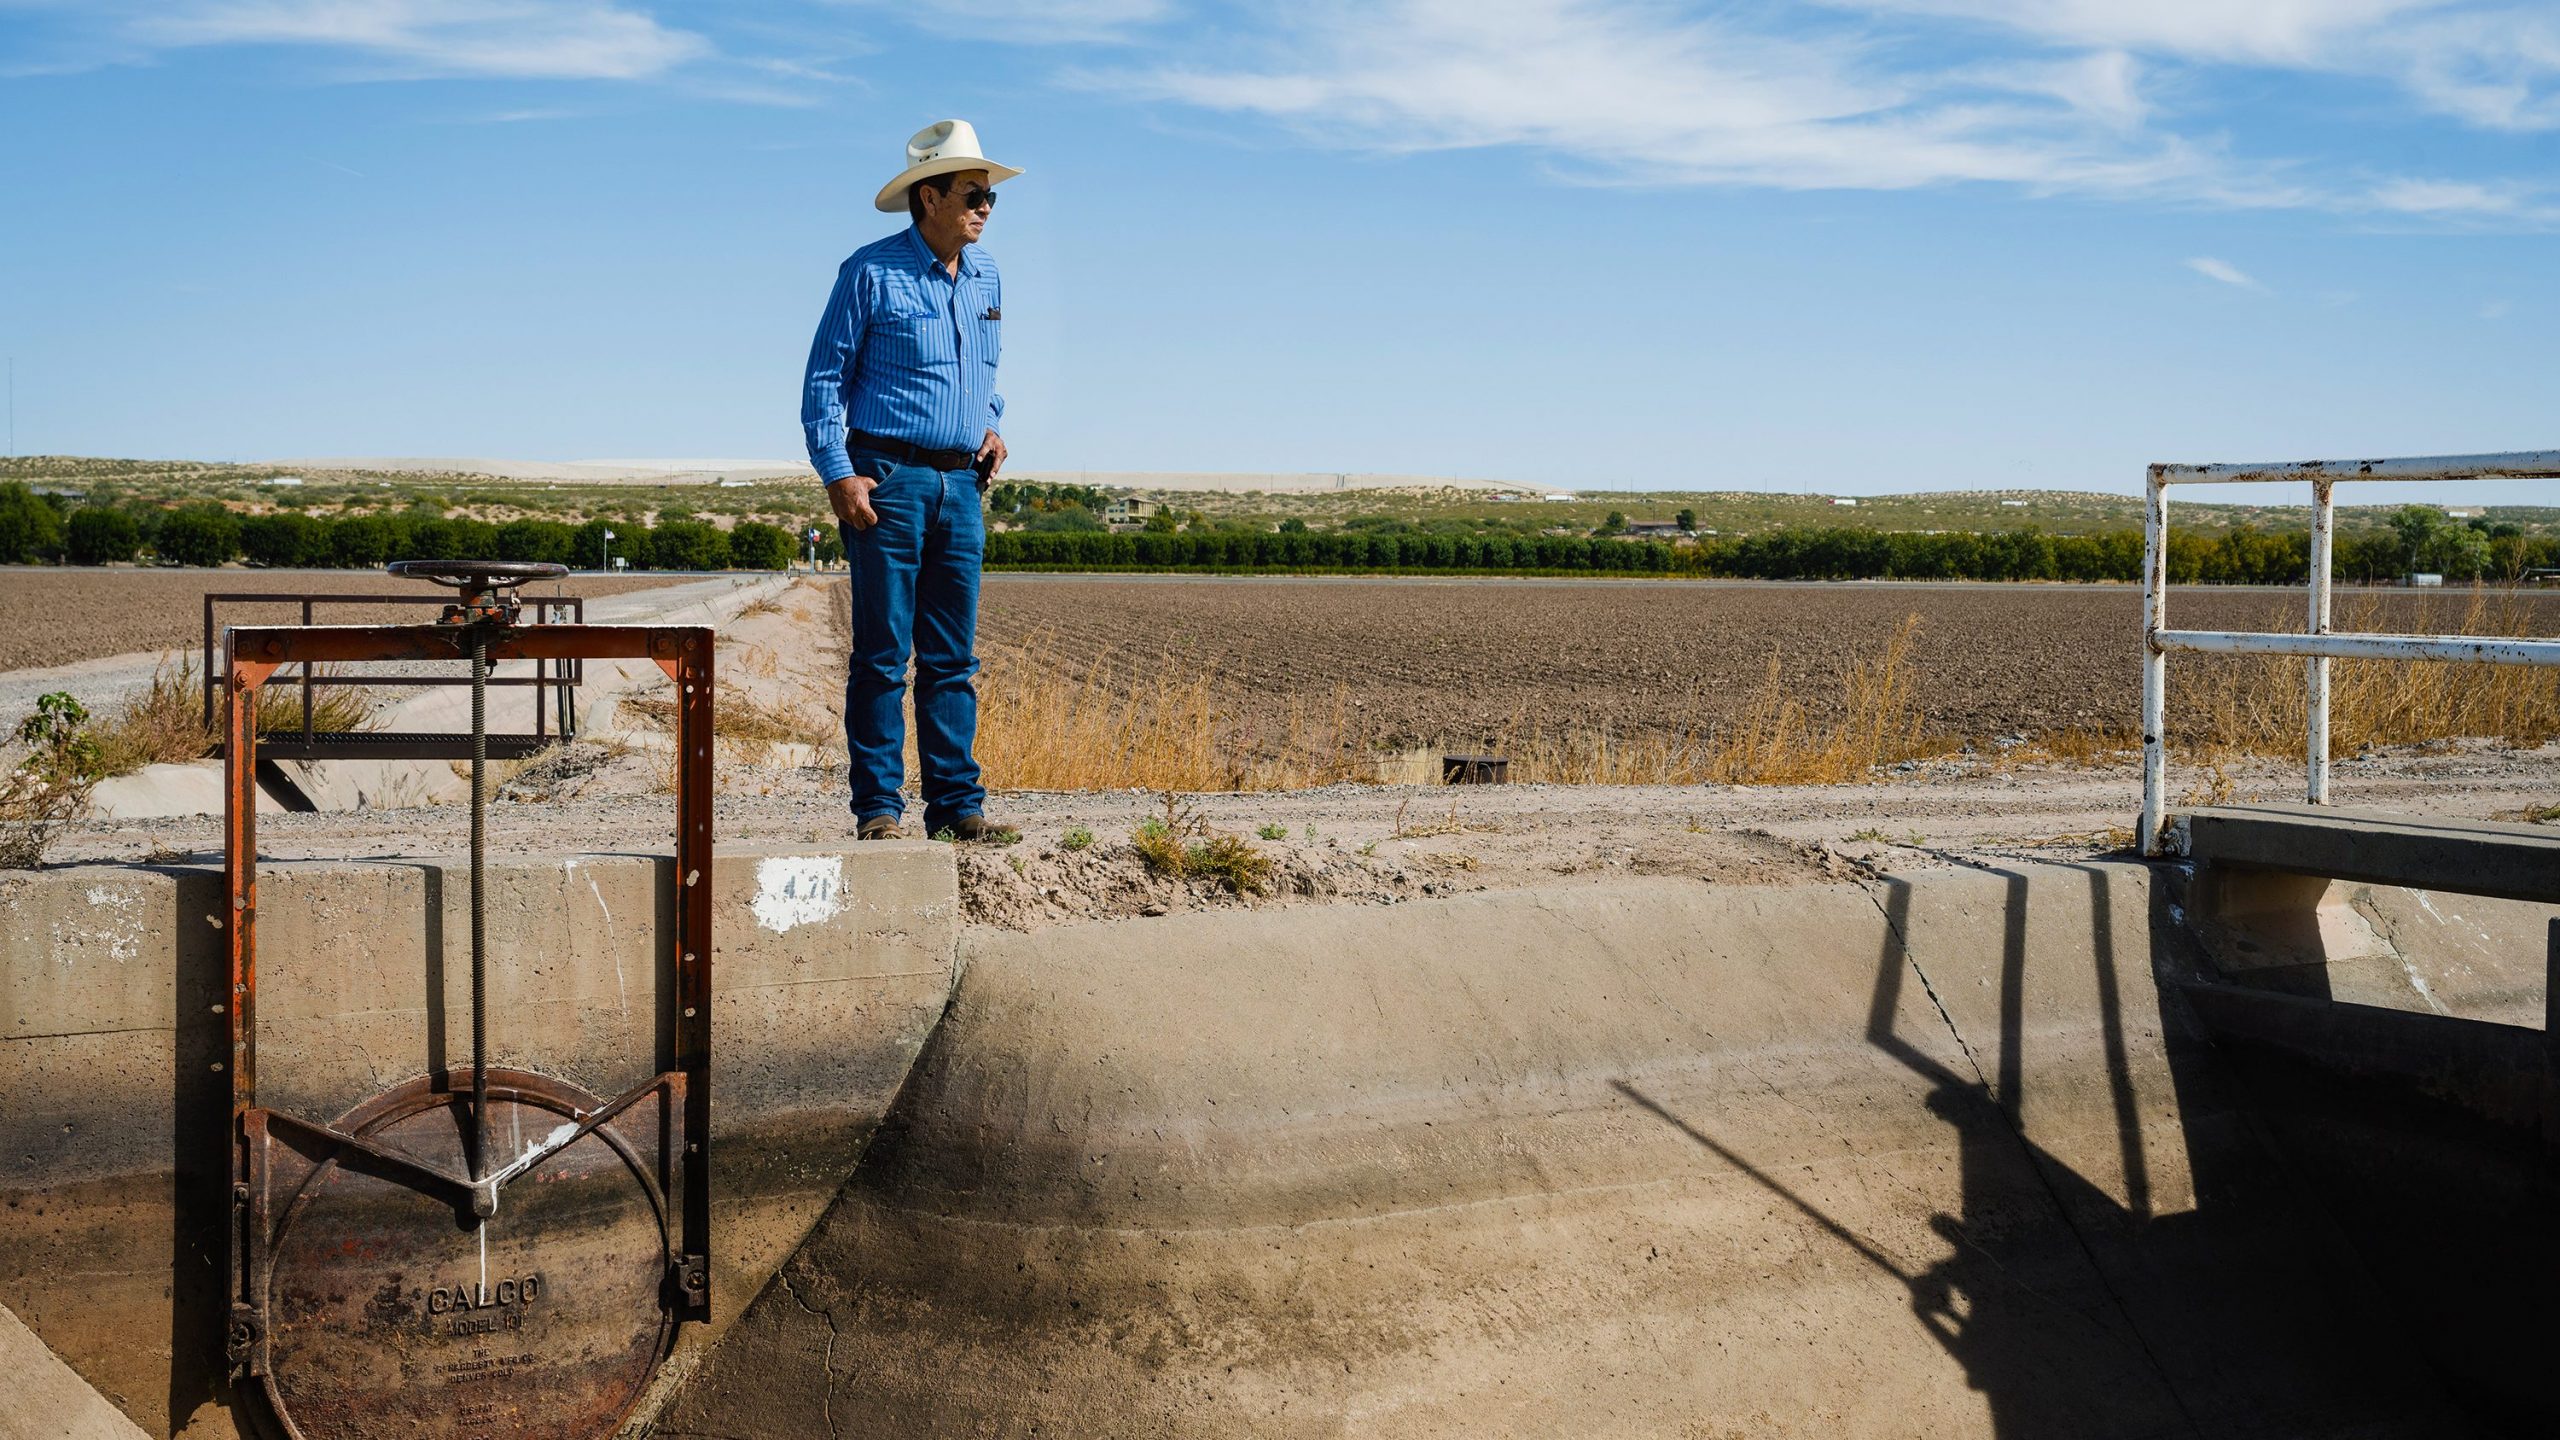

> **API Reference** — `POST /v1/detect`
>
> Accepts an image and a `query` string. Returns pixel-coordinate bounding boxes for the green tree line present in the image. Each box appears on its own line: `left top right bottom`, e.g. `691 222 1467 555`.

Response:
988 512 2558 584
7 482 2551 585
0 484 809 571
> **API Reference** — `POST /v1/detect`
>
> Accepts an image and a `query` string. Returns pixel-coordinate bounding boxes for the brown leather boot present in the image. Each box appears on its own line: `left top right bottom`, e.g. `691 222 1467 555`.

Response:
857 816 904 841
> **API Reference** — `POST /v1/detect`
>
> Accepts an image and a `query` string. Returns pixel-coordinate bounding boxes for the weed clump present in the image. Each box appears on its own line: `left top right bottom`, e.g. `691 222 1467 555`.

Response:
1183 833 1273 896
3 693 101 867
1256 822 1288 841
1061 824 1096 852
1131 815 1185 875
1129 791 1273 895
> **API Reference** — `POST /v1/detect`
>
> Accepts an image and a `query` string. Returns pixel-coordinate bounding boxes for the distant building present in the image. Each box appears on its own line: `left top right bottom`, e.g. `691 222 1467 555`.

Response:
1622 520 1685 538
1544 493 1578 502
1103 497 1164 531
263 476 305 487
2000 499 2029 508
1827 497 1858 507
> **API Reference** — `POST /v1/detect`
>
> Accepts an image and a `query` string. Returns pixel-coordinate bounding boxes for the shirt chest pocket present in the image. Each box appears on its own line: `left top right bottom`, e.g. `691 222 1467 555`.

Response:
969 308 1001 367
872 296 950 362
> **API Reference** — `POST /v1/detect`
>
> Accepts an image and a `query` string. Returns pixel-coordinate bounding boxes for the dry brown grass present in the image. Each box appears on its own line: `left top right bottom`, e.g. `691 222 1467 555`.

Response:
944 587 2555 794
95 662 219 773
618 687 832 766
973 639 1242 791
973 616 1944 790
1498 615 1940 785
88 659 376 776
2171 590 2560 762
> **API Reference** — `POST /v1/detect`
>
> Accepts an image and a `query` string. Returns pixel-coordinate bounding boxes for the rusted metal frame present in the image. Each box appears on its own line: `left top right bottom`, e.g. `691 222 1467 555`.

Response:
223 635 279 1375
201 593 589 727
2307 480 2334 805
227 622 683 665
300 598 314 743
222 617 714 1373
667 636 714 1320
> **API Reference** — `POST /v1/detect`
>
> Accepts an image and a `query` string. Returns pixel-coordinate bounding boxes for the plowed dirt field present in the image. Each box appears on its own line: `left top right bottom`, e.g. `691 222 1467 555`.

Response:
977 577 2560 747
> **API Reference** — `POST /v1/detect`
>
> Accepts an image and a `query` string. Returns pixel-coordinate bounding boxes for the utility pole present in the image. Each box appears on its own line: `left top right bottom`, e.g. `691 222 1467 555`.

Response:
7 357 14 459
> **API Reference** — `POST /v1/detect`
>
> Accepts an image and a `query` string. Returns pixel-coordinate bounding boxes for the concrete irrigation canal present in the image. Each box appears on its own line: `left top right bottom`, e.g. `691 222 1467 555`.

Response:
4 812 2555 1438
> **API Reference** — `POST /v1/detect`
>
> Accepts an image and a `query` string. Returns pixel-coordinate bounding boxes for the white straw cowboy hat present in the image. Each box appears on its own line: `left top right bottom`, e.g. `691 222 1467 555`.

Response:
872 118 1022 214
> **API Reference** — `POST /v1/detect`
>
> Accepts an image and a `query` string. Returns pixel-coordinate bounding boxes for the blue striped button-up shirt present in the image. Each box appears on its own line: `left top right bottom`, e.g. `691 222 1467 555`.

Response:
801 225 1004 485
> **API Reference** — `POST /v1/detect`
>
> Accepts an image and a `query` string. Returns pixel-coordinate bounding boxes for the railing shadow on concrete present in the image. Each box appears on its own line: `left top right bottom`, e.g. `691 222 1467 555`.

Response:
1615 860 2523 1438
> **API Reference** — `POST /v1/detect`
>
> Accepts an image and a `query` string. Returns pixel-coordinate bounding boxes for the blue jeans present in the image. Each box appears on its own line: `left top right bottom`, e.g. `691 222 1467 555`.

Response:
840 450 985 832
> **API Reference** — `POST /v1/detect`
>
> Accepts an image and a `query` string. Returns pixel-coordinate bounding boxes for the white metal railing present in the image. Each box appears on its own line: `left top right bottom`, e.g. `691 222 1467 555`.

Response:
2140 450 2560 855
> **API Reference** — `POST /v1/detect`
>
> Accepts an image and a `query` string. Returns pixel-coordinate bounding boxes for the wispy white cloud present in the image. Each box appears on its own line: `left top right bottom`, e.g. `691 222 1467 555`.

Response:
1824 1 2444 65
1097 0 2554 224
1826 1 2560 131
1104 1 2238 199
904 0 1169 44
2185 256 2265 290
131 0 709 80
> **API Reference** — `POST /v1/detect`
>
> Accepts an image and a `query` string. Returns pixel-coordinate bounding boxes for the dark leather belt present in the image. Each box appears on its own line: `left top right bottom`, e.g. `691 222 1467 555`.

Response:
850 431 978 472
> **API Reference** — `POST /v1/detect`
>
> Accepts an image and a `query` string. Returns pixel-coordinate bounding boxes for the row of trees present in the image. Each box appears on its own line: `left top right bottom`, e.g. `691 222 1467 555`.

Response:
8 481 2551 584
0 485 810 571
987 518 2560 583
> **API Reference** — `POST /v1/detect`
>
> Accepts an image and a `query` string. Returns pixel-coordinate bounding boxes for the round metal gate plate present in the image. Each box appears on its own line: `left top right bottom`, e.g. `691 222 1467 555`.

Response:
257 1070 676 1440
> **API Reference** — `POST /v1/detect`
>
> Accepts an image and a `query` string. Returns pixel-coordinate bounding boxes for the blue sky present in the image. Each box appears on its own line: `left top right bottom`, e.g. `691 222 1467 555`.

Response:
1 1 2554 497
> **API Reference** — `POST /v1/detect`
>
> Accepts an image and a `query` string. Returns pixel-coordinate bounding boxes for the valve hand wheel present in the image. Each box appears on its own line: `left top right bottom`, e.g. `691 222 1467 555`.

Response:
388 560 570 588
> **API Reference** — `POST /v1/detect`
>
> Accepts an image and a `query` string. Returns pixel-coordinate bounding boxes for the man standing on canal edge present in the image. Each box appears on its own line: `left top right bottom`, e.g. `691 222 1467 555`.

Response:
802 119 1018 841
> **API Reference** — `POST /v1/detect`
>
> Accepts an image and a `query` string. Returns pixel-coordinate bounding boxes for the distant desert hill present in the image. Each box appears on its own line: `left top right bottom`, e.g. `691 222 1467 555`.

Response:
268 460 1517 494
268 457 815 484
1001 471 1519 494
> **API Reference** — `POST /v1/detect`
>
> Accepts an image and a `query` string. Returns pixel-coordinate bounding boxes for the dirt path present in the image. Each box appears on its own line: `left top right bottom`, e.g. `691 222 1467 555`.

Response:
40 740 2559 931
0 566 695 673
0 572 768 731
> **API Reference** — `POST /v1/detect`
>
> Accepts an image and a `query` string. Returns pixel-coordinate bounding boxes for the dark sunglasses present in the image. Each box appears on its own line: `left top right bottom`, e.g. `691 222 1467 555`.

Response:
946 184 997 212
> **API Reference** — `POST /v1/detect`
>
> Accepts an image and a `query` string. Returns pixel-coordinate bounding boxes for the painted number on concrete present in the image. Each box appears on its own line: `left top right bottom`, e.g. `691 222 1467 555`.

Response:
752 856 847 933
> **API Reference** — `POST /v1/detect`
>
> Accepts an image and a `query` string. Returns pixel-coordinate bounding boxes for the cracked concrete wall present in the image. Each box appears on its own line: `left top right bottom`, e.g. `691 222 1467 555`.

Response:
0 842 957 1438
657 865 2486 1439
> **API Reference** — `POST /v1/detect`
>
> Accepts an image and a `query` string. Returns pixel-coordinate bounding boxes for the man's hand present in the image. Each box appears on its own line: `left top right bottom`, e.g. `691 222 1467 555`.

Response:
826 473 879 531
975 430 1008 486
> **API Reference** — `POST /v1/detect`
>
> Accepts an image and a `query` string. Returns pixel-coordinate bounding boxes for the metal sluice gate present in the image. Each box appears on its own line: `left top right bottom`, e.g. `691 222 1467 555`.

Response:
220 560 714 1439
